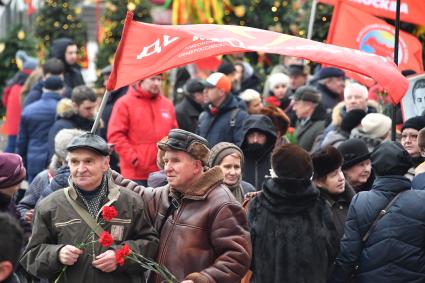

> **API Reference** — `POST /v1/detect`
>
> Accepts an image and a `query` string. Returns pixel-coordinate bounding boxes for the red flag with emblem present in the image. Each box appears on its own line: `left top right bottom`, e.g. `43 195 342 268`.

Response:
106 12 409 104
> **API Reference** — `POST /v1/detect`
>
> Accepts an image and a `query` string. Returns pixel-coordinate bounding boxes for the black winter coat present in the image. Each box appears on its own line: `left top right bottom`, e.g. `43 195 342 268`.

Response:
239 115 276 190
332 176 425 283
175 95 203 133
248 178 338 283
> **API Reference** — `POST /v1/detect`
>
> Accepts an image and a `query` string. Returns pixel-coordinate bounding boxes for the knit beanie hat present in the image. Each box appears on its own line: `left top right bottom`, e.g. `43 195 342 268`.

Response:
371 141 412 176
401 116 425 132
208 142 244 168
44 75 64 91
340 109 367 132
361 113 392 139
337 139 370 170
0 153 26 189
16 50 37 72
271 144 313 180
268 73 289 91
311 145 343 179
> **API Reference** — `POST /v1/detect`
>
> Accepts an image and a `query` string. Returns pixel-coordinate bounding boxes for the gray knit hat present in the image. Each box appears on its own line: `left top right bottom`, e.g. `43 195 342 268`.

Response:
208 142 244 168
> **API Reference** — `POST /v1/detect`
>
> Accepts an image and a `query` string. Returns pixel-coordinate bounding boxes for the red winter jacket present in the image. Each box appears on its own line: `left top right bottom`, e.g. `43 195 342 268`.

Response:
107 85 178 180
2 84 23 136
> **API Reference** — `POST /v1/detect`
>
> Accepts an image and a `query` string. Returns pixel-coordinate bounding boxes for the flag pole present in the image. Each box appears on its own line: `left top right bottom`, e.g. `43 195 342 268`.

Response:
391 0 401 141
91 90 110 133
307 0 318 40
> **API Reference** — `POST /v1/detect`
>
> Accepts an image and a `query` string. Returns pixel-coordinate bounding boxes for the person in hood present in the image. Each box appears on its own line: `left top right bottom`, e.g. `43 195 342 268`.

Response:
331 142 425 283
47 85 97 159
292 86 328 152
239 114 276 190
247 144 338 283
197 72 249 147
108 75 178 186
234 61 261 93
49 37 84 88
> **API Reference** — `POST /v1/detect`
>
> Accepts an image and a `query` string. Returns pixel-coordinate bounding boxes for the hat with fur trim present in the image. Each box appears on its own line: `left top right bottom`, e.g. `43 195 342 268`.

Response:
208 142 244 168
158 129 210 166
271 144 313 180
311 145 343 179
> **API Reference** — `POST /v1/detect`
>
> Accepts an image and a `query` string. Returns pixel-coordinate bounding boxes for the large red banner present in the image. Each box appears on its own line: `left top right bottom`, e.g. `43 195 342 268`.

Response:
318 0 425 26
328 2 423 74
107 12 408 104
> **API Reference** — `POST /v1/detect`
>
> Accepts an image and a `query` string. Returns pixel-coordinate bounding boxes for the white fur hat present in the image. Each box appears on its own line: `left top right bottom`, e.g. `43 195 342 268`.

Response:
268 73 289 91
361 113 392 139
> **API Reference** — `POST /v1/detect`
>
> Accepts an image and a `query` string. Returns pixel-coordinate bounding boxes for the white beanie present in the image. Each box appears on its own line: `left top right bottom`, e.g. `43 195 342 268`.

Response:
268 73 289 91
239 89 261 102
361 113 392 139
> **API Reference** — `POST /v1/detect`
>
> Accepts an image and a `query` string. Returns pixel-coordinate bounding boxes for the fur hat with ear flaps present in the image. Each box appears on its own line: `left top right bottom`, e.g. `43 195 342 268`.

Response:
271 144 313 180
311 145 343 180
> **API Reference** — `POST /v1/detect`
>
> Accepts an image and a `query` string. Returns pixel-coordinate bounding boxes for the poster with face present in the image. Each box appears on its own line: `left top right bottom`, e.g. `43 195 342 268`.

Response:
401 74 425 121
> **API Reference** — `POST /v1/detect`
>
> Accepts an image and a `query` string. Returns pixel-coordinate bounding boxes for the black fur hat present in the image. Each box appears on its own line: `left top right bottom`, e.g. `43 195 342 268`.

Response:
311 145 343 179
271 144 313 180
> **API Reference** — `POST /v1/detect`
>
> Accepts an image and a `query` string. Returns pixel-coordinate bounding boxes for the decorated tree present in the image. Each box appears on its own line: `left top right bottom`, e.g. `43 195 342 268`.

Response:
35 0 86 53
0 25 36 95
95 0 152 72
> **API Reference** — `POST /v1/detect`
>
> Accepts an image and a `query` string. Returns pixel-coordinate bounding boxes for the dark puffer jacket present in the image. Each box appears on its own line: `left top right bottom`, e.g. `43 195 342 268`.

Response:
331 176 425 283
248 177 338 283
239 115 276 190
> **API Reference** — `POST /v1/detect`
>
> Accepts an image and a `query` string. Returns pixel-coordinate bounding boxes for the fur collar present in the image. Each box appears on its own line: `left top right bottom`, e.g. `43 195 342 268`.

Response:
331 100 381 126
175 166 224 199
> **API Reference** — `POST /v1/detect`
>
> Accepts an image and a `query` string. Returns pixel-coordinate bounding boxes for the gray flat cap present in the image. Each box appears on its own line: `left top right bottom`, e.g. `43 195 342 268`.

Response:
67 133 110 156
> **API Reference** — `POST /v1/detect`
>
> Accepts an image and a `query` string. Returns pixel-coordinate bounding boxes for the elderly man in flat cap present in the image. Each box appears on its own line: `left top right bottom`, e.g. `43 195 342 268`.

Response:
124 129 251 283
21 133 158 283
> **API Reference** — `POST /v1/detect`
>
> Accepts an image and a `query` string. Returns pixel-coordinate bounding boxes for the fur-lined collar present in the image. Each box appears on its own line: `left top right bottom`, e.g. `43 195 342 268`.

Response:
172 166 224 199
331 100 381 126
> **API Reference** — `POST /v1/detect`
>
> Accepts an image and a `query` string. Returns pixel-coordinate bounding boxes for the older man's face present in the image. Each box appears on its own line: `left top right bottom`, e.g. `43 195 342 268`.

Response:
163 150 200 191
68 149 110 191
345 91 368 112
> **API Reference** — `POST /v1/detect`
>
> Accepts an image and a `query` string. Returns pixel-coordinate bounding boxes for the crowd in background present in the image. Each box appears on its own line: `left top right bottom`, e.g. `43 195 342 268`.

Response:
2 36 425 283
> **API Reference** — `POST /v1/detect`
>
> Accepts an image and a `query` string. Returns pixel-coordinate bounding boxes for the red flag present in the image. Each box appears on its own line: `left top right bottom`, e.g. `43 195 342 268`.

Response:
327 3 423 75
318 0 425 26
107 12 409 104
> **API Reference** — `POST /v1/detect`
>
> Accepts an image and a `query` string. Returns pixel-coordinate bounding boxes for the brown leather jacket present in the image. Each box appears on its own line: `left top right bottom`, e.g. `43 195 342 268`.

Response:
115 167 252 283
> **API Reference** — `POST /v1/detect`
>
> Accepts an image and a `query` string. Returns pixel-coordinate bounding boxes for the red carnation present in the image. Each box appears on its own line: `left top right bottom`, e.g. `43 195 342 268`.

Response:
99 231 114 247
116 244 132 266
102 206 118 222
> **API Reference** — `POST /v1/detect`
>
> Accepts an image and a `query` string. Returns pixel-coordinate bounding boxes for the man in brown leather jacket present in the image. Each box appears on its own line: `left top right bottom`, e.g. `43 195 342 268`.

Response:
130 129 252 283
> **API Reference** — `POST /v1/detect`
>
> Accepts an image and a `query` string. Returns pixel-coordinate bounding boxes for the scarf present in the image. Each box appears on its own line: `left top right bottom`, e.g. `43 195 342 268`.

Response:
74 173 109 218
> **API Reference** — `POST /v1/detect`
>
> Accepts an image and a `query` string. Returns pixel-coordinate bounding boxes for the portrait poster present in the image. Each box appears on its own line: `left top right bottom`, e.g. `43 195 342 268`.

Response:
401 73 425 121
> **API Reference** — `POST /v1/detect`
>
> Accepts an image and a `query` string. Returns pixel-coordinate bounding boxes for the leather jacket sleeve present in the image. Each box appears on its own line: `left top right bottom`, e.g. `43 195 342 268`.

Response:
198 202 252 282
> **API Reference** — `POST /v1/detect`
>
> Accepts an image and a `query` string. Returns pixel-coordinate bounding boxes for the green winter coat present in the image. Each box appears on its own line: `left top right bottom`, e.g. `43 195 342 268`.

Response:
20 170 159 283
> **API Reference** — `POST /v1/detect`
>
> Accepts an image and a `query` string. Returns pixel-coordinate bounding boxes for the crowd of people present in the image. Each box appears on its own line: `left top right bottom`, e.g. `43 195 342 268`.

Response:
1 37 425 283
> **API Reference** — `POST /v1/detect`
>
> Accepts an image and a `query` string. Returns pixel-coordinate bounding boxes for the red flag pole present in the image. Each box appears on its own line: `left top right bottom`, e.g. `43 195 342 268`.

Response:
91 90 110 133
391 0 401 141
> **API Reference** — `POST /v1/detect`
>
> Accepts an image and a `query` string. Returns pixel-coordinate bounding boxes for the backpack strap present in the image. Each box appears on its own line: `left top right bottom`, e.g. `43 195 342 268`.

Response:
64 187 105 237
362 190 406 242
230 108 241 127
